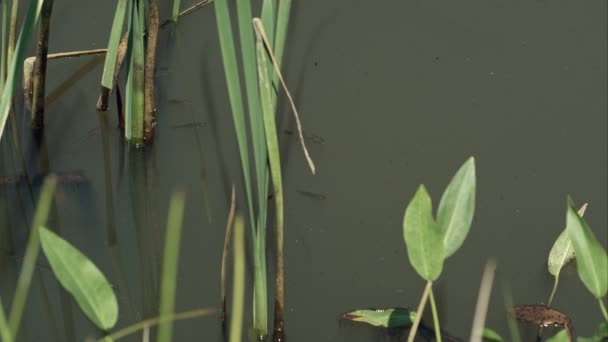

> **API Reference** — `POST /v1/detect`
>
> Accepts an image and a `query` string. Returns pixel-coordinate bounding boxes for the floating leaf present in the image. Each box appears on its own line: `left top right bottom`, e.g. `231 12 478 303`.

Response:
548 204 588 277
39 227 118 330
546 329 569 342
482 327 504 342
578 322 608 342
403 185 444 281
341 308 416 328
566 198 608 299
437 157 476 258
512 305 571 328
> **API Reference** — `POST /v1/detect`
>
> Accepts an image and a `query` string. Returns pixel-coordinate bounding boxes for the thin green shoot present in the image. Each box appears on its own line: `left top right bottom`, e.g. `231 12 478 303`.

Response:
253 18 316 174
8 177 57 336
157 190 186 342
261 0 275 47
598 299 607 321
270 0 291 105
407 281 432 342
0 297 13 342
229 214 246 342
255 18 286 334
503 284 522 342
7 0 19 67
221 185 236 321
101 0 128 90
0 0 44 140
99 308 215 342
129 0 144 144
1 0 8 93
428 287 442 342
172 0 180 23
470 260 497 342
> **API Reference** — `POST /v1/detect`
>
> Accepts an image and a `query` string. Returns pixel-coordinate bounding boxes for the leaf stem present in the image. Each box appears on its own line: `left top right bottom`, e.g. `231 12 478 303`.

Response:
547 276 559 307
407 281 432 342
599 298 608 321
429 287 442 342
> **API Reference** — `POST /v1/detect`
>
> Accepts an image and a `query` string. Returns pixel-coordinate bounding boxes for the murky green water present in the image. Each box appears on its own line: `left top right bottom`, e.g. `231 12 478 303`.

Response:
1 0 606 341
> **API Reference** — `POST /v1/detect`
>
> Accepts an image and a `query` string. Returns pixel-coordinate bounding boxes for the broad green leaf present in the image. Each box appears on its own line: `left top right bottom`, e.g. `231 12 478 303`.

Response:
437 157 476 257
546 329 569 342
342 308 416 328
548 204 588 277
578 322 608 342
39 227 118 330
403 185 444 281
482 328 504 342
566 198 608 299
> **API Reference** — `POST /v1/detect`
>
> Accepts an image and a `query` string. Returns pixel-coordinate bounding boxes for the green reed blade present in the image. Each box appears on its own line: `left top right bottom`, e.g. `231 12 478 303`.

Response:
269 0 291 107
172 0 180 23
229 215 246 342
8 177 57 336
101 0 128 90
0 0 43 140
214 0 255 231
123 1 134 141
130 0 144 144
157 190 186 342
261 0 276 48
1 0 8 93
0 297 13 342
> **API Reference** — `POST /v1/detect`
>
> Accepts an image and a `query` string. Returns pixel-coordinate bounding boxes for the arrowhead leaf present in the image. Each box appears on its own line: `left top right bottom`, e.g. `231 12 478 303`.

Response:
342 308 416 328
548 204 588 277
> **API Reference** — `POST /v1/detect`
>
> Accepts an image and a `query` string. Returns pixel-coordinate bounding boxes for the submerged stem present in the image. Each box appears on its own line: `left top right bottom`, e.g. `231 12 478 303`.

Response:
31 0 54 130
429 287 442 342
407 281 432 342
143 0 159 143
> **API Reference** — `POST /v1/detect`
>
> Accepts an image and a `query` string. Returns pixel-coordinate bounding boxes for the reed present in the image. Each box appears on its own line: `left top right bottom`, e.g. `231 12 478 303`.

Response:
1 0 8 93
229 214 246 342
100 0 128 109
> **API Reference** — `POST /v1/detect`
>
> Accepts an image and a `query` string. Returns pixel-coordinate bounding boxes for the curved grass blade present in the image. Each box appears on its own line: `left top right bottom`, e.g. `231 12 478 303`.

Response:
9 177 57 335
157 190 186 342
101 0 128 90
566 198 608 299
39 227 118 330
482 328 504 342
547 203 588 305
437 157 476 258
0 0 43 140
341 308 415 328
403 185 444 281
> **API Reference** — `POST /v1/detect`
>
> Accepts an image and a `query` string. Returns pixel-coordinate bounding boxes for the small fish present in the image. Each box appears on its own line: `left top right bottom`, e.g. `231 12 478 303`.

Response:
171 121 206 129
297 190 326 200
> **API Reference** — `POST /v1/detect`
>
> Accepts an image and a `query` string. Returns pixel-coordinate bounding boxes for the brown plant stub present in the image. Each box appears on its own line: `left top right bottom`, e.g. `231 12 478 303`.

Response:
512 305 573 341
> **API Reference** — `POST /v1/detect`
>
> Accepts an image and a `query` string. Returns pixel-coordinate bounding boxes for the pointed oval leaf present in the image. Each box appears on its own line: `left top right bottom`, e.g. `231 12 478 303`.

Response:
548 204 588 277
341 308 416 328
546 329 569 342
39 227 118 330
437 157 476 257
403 185 445 281
566 199 608 299
482 328 504 342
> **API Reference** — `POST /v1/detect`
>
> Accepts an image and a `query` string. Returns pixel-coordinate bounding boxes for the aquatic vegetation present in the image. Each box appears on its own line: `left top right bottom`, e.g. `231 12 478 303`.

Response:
403 157 476 342
229 214 246 342
341 308 416 328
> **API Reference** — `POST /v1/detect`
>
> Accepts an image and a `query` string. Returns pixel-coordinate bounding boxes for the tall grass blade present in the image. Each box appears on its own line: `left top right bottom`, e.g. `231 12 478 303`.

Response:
402 184 444 281
157 190 186 342
0 0 43 140
101 0 128 90
39 227 118 330
8 176 57 336
221 186 237 322
253 18 315 174
229 215 246 342
270 0 291 100
1 0 8 93
255 18 285 336
566 198 608 299
172 0 180 23
261 0 275 48
7 0 18 67
130 0 145 144
0 297 13 342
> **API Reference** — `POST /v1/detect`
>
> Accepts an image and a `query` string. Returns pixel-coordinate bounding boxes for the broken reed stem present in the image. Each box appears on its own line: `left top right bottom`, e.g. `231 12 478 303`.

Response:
30 0 54 130
470 260 497 342
220 185 236 323
159 0 212 28
143 0 159 142
97 32 128 111
407 281 433 342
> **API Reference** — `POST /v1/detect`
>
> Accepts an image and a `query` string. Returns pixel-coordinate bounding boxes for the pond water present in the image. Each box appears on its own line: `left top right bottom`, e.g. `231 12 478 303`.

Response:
1 0 606 341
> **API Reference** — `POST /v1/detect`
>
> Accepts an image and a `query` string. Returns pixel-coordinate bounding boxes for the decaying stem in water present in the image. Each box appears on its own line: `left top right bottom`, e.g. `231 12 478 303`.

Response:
31 0 54 130
220 185 236 323
97 33 128 111
144 0 159 142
